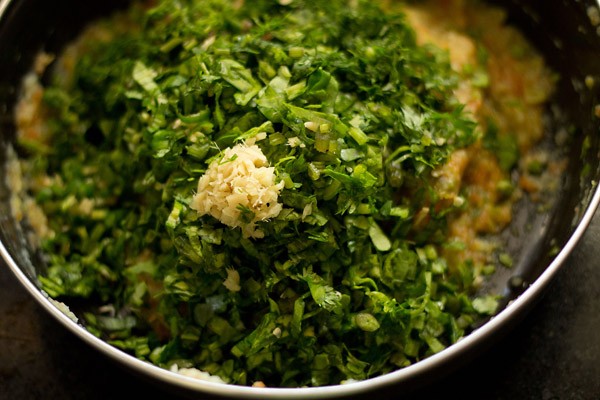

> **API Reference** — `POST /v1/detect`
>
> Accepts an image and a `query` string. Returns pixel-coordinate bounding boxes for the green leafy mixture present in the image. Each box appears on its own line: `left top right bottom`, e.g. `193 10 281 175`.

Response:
18 0 512 387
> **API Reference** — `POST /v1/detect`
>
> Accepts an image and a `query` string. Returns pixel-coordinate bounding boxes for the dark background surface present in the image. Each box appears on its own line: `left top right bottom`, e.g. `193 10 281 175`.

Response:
1 208 599 400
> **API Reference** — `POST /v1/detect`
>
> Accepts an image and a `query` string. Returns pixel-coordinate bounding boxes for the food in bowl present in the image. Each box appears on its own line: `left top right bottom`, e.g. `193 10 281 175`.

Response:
7 0 562 388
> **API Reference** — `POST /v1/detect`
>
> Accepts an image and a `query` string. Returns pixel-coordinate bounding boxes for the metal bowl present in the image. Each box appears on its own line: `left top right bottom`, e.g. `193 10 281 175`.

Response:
1 0 599 398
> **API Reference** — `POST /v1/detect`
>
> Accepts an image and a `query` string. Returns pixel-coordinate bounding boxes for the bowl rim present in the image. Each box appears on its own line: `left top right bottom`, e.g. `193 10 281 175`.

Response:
5 182 599 400
1 0 600 397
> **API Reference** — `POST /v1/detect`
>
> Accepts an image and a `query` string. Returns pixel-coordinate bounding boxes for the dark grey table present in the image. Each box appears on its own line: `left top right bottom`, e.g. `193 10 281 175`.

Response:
1 209 600 400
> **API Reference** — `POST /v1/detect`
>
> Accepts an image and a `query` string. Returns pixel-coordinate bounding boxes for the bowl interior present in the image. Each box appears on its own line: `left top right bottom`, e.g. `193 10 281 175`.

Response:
484 0 600 303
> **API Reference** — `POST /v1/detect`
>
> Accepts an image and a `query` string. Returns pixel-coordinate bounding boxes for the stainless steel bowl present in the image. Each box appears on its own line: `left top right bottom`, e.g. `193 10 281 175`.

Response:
1 0 600 398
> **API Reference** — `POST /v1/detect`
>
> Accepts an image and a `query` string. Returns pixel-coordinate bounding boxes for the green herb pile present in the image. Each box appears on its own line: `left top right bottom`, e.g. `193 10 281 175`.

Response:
21 0 501 387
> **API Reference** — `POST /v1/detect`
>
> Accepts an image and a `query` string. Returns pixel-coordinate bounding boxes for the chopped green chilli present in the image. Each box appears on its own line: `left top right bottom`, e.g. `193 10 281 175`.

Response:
13 0 558 388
